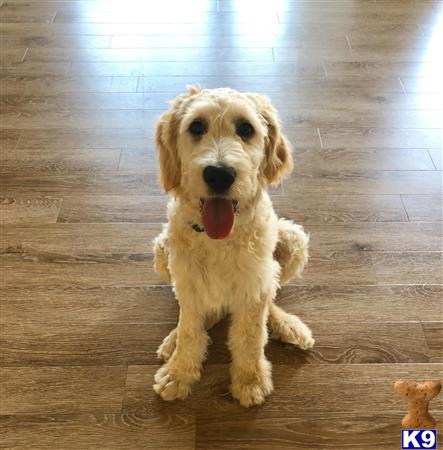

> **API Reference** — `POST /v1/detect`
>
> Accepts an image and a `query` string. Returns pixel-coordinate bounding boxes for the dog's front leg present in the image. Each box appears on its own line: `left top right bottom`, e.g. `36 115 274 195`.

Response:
153 305 208 401
229 299 273 407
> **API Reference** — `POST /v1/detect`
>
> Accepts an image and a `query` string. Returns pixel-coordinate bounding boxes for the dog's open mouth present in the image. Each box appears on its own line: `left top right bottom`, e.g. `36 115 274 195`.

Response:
199 198 238 240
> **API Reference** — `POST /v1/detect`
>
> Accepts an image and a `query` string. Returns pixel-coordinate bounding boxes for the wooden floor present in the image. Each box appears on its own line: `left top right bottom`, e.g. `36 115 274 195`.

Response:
1 0 442 448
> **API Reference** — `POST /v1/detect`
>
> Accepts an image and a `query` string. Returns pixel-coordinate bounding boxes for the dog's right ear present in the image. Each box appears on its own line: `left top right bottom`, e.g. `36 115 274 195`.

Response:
155 86 201 192
155 107 181 192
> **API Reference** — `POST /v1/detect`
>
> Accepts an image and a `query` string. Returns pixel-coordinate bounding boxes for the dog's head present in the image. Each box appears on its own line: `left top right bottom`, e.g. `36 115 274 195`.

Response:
155 86 293 239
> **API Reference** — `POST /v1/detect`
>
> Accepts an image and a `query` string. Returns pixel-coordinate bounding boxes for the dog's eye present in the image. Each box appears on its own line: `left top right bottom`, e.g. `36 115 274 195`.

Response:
236 121 254 139
189 120 206 136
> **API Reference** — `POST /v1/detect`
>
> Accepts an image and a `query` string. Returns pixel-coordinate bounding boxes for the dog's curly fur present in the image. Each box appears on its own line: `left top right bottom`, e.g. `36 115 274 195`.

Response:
152 86 313 407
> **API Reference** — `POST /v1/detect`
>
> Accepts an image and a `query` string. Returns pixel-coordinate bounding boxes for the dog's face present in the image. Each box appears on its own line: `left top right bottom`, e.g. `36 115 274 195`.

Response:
155 87 293 239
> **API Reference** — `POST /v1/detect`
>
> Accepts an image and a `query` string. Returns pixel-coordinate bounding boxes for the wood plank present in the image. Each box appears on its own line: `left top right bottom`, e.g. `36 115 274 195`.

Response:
306 222 442 252
422 323 443 363
0 76 139 95
317 128 442 149
4 21 419 38
273 47 439 63
0 195 62 224
278 12 435 26
58 195 167 223
2 148 121 175
3 92 441 122
2 284 441 327
277 92 443 113
295 148 435 171
284 170 442 195
273 194 408 223
16 128 150 148
25 47 275 62
1 173 163 195
123 364 443 415
0 224 161 253
1 94 154 111
1 61 70 76
0 224 163 288
0 110 159 130
0 286 178 325
401 195 443 221
54 0 218 13
67 61 325 77
53 11 279 25
0 366 126 414
0 322 431 366
140 76 404 94
1 414 195 450
1 257 160 289
275 285 443 323
1 35 112 48
282 109 442 128
111 34 349 49
301 251 442 285
323 62 440 78
348 33 434 49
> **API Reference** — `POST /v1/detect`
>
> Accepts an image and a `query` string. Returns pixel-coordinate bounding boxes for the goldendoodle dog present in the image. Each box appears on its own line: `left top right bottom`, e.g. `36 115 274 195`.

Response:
153 86 314 407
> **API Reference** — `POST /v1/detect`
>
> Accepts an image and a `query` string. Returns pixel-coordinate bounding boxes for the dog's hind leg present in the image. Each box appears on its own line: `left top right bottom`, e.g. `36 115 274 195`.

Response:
153 226 171 284
274 218 309 285
268 303 314 350
157 308 226 362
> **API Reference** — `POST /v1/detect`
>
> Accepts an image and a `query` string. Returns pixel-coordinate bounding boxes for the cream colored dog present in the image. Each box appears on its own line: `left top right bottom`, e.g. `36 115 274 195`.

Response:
153 86 314 407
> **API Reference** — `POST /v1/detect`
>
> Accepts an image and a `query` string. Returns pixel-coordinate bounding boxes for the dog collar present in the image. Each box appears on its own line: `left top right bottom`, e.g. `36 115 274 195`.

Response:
192 223 205 233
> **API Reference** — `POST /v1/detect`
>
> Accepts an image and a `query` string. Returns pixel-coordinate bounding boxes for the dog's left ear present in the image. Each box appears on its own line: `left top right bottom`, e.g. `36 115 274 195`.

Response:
247 93 294 185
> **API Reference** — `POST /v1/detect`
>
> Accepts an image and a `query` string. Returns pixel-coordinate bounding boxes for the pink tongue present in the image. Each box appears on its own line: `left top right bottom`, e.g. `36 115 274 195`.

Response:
202 198 234 240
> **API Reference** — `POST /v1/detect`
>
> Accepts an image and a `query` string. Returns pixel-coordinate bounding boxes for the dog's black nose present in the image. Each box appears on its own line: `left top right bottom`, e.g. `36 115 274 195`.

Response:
203 165 236 194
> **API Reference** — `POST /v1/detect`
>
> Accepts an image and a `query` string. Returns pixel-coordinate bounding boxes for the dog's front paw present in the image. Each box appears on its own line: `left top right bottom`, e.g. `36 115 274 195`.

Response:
153 362 199 401
230 359 273 407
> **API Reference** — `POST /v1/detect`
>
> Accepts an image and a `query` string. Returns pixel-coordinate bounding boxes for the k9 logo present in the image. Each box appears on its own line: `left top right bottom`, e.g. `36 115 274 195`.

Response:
401 430 437 449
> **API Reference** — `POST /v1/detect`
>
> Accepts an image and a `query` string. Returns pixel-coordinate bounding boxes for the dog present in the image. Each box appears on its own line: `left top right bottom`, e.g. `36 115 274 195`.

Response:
152 86 314 407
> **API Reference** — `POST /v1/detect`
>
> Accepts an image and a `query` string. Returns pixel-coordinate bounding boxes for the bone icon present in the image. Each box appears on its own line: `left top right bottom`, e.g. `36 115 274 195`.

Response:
394 380 442 429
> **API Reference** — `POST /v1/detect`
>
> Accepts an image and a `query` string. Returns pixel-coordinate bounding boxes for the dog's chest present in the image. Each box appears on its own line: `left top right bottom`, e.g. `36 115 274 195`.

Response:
172 224 277 283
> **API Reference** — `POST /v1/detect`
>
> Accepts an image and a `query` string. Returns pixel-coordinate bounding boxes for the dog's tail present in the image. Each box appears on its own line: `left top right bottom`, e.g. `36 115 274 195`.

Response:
274 219 309 285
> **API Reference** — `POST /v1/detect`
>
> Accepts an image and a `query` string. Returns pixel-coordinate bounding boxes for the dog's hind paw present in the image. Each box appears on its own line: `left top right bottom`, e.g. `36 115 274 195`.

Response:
230 359 273 407
157 328 177 361
153 363 198 401
277 315 315 350
269 304 315 350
